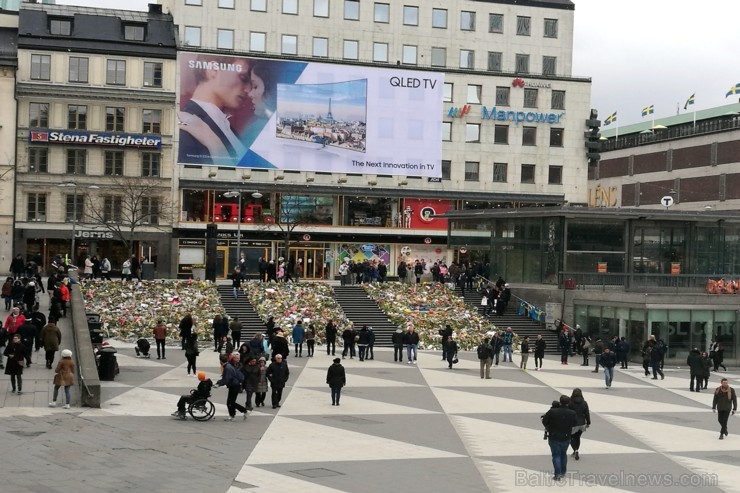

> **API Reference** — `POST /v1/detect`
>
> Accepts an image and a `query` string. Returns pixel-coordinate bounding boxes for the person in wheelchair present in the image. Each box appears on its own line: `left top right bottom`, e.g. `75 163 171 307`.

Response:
172 371 213 419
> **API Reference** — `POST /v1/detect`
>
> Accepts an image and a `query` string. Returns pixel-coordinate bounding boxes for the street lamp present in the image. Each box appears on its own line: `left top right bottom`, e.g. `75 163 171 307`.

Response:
58 182 99 265
223 190 262 273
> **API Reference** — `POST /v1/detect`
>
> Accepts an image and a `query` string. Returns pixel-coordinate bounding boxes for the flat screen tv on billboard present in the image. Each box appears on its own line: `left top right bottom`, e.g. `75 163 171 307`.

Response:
177 53 443 178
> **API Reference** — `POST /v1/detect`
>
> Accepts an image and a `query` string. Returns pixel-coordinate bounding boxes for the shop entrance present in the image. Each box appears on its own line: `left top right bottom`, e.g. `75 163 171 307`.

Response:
284 247 326 280
217 246 230 279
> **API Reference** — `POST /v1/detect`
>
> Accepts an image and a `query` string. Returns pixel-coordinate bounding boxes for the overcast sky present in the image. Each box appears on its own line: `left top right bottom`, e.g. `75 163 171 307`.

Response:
57 0 740 127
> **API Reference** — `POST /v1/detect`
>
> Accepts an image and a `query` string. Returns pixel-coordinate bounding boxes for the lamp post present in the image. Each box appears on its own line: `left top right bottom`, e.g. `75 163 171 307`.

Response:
223 190 262 272
58 182 99 265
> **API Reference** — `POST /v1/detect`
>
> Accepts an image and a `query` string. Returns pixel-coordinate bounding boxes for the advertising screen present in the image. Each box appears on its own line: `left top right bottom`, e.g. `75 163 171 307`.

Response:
178 53 443 177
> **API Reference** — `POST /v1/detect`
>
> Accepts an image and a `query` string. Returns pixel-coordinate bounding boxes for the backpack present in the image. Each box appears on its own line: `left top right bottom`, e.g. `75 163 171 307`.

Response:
655 340 667 355
477 343 490 360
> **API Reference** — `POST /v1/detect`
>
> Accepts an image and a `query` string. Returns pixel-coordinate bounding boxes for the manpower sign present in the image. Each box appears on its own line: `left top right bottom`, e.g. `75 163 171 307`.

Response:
177 53 443 178
481 107 564 124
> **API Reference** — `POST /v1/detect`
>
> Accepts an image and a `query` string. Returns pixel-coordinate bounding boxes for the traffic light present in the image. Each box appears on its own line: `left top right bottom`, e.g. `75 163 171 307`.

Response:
585 109 601 167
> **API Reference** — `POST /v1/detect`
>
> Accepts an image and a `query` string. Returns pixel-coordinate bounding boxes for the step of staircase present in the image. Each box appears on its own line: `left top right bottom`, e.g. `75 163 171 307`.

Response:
333 285 399 347
216 285 267 340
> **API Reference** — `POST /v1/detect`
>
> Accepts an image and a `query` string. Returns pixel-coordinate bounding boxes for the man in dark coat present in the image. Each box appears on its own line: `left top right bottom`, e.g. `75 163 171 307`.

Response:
439 324 453 361
18 320 37 367
325 320 337 356
326 358 346 406
687 348 704 392
341 325 356 359
266 354 290 409
558 328 570 365
542 395 577 481
270 330 289 361
392 328 405 362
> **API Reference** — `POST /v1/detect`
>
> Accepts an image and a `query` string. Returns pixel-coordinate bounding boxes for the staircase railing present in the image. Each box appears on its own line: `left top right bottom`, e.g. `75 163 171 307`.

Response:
472 275 545 324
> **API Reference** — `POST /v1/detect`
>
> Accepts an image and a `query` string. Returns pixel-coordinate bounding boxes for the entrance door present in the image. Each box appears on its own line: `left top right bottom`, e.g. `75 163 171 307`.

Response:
289 248 326 280
217 246 229 279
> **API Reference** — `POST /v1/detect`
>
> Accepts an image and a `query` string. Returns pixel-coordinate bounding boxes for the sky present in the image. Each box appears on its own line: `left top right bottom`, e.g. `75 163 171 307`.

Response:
56 0 740 127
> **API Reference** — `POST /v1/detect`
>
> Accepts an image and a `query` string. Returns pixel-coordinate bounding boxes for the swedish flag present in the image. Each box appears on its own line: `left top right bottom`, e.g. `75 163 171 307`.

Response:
684 93 695 110
604 112 617 125
641 105 654 117
726 83 740 98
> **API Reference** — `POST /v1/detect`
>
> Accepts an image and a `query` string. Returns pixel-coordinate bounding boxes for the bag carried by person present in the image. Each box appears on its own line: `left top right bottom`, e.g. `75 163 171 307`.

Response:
477 344 490 360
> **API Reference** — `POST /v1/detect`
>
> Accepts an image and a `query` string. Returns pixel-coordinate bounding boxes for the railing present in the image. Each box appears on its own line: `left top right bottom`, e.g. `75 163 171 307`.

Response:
475 274 546 323
558 272 740 293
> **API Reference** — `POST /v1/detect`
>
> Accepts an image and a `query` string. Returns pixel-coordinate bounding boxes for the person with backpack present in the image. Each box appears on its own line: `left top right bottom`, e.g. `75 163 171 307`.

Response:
534 334 547 371
478 337 494 379
568 388 591 461
601 347 618 389
215 352 247 421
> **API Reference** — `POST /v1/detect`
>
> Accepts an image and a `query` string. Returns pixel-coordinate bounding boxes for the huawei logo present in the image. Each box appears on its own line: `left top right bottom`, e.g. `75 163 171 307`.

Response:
512 78 525 88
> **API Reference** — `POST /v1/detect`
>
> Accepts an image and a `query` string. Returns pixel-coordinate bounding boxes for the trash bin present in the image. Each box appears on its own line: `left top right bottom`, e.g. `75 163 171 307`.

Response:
86 313 101 324
97 347 118 381
564 278 577 290
87 313 103 343
141 262 155 280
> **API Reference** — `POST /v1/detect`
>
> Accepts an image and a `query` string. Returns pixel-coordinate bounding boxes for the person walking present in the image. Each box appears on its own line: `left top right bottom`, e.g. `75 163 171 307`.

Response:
254 356 269 407
558 328 570 365
325 320 337 356
601 347 618 389
568 388 591 461
367 326 375 360
592 337 604 373
327 357 346 406
439 324 453 361
542 395 577 481
534 334 546 371
215 353 247 421
392 328 405 362
184 333 199 376
230 317 242 348
492 330 503 366
267 353 290 409
231 267 241 298
357 325 370 361
687 347 703 392
39 318 61 369
4 334 25 393
649 337 665 380
502 327 514 363
445 334 458 369
701 351 712 390
271 329 290 361
179 314 193 350
242 356 259 411
520 335 530 370
50 349 75 409
712 378 737 439
710 340 727 372
404 325 420 364
477 337 494 379
292 320 305 357
153 320 167 360
305 324 316 357
617 337 630 369
580 335 591 366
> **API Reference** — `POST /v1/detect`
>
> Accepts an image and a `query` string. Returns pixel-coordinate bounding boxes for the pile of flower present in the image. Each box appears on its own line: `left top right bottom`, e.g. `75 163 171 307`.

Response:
81 279 225 342
362 282 500 350
241 282 351 343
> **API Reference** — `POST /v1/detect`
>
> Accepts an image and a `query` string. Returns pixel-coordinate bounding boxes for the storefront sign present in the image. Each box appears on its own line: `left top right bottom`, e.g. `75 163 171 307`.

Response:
302 234 311 241
512 78 552 89
459 247 468 254
75 230 114 239
447 105 471 118
29 130 162 149
481 107 563 124
402 198 450 230
588 185 618 208
597 262 607 273
180 239 205 246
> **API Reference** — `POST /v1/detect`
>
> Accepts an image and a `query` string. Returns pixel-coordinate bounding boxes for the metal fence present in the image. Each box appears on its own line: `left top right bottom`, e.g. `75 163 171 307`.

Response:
557 272 740 293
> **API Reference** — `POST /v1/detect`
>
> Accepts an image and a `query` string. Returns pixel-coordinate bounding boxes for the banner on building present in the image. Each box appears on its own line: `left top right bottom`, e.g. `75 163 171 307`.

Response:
401 198 451 229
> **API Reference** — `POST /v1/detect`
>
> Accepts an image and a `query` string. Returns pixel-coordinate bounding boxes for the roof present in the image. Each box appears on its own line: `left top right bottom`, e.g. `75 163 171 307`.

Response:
602 103 740 138
21 3 152 21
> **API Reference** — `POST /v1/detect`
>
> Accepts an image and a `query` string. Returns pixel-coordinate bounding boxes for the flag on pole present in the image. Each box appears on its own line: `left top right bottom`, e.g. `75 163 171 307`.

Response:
641 105 654 117
604 112 617 125
684 93 695 110
726 83 740 98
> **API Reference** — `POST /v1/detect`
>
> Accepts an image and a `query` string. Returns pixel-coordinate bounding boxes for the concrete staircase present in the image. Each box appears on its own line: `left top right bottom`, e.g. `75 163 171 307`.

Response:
216 285 266 339
333 285 399 347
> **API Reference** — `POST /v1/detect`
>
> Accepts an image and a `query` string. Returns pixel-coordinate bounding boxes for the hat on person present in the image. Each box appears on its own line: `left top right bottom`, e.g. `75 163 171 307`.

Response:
61 349 73 358
576 324 581 329
258 356 266 362
28 281 35 287
197 371 206 381
333 358 341 364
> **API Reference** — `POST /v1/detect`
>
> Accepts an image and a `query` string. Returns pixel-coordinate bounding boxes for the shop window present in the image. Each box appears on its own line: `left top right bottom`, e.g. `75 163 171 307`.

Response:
344 196 395 227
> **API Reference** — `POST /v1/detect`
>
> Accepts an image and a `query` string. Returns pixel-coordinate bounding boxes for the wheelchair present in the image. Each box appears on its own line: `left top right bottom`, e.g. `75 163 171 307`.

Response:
187 397 216 421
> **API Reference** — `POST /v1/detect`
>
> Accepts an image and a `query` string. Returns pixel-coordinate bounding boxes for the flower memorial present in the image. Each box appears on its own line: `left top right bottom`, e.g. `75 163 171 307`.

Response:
241 282 351 343
81 280 225 341
362 282 501 350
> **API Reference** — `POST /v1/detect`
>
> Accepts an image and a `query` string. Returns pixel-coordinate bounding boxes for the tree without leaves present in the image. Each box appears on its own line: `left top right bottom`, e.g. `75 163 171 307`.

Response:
261 194 329 260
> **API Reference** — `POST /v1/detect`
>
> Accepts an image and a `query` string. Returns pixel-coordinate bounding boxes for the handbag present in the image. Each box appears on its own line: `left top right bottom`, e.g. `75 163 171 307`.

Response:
480 297 487 306
452 353 459 364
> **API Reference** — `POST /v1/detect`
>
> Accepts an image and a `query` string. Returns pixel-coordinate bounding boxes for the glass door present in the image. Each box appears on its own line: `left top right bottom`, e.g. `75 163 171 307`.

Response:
288 248 326 280
217 246 229 279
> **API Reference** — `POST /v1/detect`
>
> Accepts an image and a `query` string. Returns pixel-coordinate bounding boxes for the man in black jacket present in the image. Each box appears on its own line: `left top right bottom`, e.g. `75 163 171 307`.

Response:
392 329 404 362
267 354 290 409
542 395 577 481
712 378 737 439
687 348 704 392
325 320 337 356
326 358 346 406
601 347 618 389
403 326 420 364
341 326 356 359
271 330 289 361
439 324 453 361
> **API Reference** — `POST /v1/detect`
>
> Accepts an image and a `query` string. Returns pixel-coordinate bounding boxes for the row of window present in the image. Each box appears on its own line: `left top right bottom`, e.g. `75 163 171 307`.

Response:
49 17 147 41
26 193 160 224
443 123 565 147
186 0 559 39
29 103 162 133
439 160 562 184
27 147 161 177
30 54 163 88
445 83 566 110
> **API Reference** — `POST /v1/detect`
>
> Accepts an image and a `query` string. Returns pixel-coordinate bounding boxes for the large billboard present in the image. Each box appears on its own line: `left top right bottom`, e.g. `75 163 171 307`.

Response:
177 53 443 177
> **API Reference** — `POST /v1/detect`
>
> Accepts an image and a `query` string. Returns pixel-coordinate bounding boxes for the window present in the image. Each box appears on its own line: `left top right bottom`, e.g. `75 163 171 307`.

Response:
106 107 125 131
219 0 235 8
460 11 475 31
217 29 234 49
141 197 160 225
184 26 201 46
68 56 88 83
544 18 558 38
543 56 557 76
29 102 49 128
30 54 50 80
441 160 451 180
442 122 451 141
459 49 474 69
373 43 388 62
489 13 503 33
467 85 481 104
65 194 84 222
28 148 48 173
523 88 538 108
522 126 537 146
517 16 531 35
251 0 267 11
142 153 161 177
313 37 328 57
487 51 502 72
464 161 479 181
103 196 122 223
515 54 529 74
142 109 162 133
403 5 418 25
495 86 510 105
106 59 126 85
314 0 329 17
550 128 564 147
66 149 86 174
493 162 507 182
67 105 87 130
281 34 298 55
431 47 446 67
402 45 417 65
27 194 46 222
432 8 447 28
185 0 202 4
124 24 145 41
465 124 480 143
548 165 563 184
49 18 72 35
374 3 389 22
344 0 359 20
104 151 124 176
343 40 358 60
494 125 508 144
283 0 298 14
521 164 536 183
250 32 266 52
143 62 162 87
551 90 565 110
443 83 453 102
